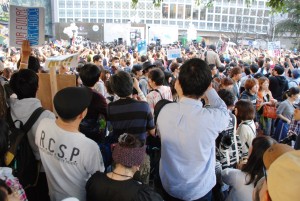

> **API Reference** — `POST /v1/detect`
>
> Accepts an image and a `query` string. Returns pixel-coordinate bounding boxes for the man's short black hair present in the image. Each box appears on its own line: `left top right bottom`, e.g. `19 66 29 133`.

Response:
274 64 285 75
178 58 212 98
93 54 102 62
79 63 100 87
17 56 41 73
148 68 165 86
110 71 133 97
10 69 39 99
250 64 259 74
218 89 235 107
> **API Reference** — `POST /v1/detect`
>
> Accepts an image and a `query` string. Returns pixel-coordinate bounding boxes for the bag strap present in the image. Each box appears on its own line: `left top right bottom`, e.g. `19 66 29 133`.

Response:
22 107 45 134
153 89 163 100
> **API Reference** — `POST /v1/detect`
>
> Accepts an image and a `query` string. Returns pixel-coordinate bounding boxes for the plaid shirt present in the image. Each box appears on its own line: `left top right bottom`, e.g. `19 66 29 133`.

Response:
288 119 300 136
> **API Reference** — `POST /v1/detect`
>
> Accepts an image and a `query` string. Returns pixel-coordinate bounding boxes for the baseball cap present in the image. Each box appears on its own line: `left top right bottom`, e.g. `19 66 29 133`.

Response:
142 61 156 71
263 144 300 201
54 87 92 120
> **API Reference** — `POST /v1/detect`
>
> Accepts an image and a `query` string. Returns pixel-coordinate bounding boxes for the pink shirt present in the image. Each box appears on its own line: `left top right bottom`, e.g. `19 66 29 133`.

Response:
146 85 173 114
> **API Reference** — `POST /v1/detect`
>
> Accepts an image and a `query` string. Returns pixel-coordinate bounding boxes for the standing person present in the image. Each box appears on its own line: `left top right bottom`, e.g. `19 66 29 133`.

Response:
268 65 288 102
86 134 163 201
147 68 173 114
205 45 222 68
235 100 257 157
35 87 104 201
240 78 259 107
256 77 277 136
274 87 300 141
9 69 56 201
230 67 243 100
156 58 230 200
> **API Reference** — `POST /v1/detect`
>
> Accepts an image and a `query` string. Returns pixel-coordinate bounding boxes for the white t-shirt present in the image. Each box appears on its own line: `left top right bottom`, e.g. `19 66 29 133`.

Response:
35 118 104 201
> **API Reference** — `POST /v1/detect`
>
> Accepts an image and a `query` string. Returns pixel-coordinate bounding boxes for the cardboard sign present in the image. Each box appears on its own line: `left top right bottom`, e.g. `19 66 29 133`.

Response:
45 53 79 69
167 48 181 60
9 5 45 47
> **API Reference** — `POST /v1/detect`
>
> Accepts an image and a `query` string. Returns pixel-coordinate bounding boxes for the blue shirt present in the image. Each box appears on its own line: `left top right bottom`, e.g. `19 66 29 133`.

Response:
157 89 230 200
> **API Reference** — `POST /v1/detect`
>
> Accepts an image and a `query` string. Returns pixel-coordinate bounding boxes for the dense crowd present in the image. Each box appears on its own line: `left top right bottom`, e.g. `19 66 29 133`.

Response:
0 38 300 201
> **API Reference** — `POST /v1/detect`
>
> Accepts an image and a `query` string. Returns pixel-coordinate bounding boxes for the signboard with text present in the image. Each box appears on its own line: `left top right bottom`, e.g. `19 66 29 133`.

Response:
167 48 181 60
45 53 79 69
9 5 45 47
268 41 281 57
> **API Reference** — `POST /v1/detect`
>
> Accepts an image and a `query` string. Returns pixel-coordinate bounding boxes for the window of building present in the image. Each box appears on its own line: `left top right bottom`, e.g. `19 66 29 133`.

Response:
59 0 65 8
162 3 168 18
146 11 153 18
106 10 113 18
207 14 213 21
243 17 249 23
199 22 205 29
251 9 256 16
170 4 176 19
66 9 73 17
222 7 228 14
146 20 153 24
138 2 145 9
263 18 269 25
230 0 237 4
82 10 88 17
238 0 243 5
221 24 227 30
184 21 190 28
122 2 129 9
222 16 228 22
106 19 113 23
90 1 97 8
264 10 270 17
154 12 161 19
177 21 183 26
123 10 129 18
228 24 234 30
214 23 220 30
230 7 236 15
259 1 264 6
244 8 249 15
249 25 255 32
237 8 242 15
122 19 129 23
130 10 137 17
138 11 145 18
262 26 267 32
257 10 263 17
193 22 198 28
200 8 206 20
90 19 97 23
162 20 168 25
59 9 65 17
154 20 160 24
256 18 262 24
207 23 213 30
98 19 105 23
98 1 104 8
250 17 255 24
74 0 81 7
66 18 73 23
193 7 199 20
243 24 248 32
229 16 235 22
74 9 80 18
114 2 121 9
66 0 73 8
106 1 113 9
146 3 153 10
98 10 105 18
178 4 184 19
215 15 220 22
208 7 214 13
215 6 221 13
82 1 88 8
256 26 261 32
170 21 176 25
252 0 258 6
114 10 121 18
185 5 191 19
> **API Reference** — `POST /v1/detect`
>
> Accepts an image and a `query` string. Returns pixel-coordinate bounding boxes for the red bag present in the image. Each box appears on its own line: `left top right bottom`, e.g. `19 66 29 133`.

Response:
263 105 277 119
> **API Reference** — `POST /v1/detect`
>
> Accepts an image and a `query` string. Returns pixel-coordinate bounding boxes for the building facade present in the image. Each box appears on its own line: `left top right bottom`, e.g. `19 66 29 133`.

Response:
53 0 271 43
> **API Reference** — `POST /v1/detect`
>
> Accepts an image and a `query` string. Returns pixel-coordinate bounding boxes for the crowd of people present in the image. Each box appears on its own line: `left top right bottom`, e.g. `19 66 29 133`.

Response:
0 38 300 201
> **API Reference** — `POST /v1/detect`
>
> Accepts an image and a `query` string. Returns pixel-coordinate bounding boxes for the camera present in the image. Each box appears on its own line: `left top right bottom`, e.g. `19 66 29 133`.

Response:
220 134 233 150
280 134 297 144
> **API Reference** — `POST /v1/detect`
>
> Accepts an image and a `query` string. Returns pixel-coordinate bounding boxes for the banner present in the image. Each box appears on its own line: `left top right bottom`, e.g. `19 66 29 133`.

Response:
45 53 79 69
268 41 281 57
167 48 181 60
137 40 147 55
9 5 45 47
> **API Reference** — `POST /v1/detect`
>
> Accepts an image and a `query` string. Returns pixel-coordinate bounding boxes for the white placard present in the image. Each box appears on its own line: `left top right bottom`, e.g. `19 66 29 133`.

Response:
9 5 45 47
167 49 181 60
45 53 79 69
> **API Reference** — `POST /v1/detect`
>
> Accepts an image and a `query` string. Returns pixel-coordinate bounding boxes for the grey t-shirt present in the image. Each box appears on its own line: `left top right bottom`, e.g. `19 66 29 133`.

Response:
276 100 295 120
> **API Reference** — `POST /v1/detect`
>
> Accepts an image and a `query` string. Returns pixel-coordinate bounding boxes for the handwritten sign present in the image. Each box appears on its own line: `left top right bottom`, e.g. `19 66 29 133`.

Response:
268 41 281 57
9 5 45 47
45 54 79 69
137 40 147 55
167 49 181 60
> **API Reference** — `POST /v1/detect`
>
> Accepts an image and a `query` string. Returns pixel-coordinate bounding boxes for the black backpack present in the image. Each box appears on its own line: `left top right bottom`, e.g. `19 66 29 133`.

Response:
5 107 45 189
